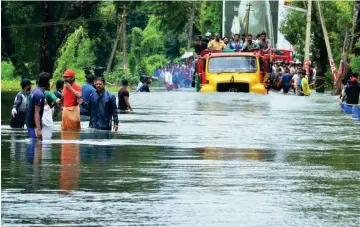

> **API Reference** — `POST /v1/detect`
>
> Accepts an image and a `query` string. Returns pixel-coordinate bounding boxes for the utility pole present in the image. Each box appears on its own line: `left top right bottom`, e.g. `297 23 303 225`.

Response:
222 0 225 37
333 1 360 94
122 5 127 72
106 18 122 73
304 0 312 72
316 1 336 84
245 2 252 35
187 8 195 52
350 1 360 55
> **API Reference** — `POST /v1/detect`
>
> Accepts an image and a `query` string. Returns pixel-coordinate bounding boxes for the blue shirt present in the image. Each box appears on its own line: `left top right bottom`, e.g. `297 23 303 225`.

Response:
26 87 45 128
81 83 96 115
83 90 119 130
281 73 293 87
228 41 243 50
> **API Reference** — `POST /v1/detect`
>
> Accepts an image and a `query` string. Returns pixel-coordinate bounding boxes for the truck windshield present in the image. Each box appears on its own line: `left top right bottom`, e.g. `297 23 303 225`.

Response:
208 56 257 73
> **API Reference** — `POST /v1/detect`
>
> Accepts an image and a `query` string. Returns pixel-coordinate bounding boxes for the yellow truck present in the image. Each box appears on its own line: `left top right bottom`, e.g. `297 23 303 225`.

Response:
196 50 267 94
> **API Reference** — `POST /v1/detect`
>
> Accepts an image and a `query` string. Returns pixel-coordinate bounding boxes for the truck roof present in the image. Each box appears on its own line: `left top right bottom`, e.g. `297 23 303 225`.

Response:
200 49 294 62
204 52 258 57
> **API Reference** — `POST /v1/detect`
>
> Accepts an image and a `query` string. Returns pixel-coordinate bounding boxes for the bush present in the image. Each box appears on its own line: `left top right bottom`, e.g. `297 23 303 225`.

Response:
105 65 138 86
1 80 22 91
1 61 16 80
349 40 360 75
146 54 169 74
53 27 95 81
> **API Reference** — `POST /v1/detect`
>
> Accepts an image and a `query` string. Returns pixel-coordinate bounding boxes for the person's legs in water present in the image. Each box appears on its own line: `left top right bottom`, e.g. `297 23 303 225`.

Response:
283 85 289 94
27 128 37 142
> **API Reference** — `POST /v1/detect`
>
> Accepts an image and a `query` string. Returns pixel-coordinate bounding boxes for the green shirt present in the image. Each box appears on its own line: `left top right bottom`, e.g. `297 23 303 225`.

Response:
45 90 58 106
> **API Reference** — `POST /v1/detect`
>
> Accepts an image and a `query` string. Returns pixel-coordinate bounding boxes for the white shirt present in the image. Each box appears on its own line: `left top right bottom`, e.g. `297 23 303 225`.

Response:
290 67 296 74
136 82 143 92
165 72 173 85
42 104 53 127
312 68 317 80
292 74 299 87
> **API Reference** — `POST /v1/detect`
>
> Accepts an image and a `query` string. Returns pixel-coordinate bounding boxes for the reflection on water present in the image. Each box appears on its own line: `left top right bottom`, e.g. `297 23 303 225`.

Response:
1 91 360 226
25 141 42 192
200 147 274 161
60 131 80 191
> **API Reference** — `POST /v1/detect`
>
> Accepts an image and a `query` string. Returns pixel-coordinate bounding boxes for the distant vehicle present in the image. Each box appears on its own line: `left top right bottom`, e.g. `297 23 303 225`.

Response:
195 48 294 94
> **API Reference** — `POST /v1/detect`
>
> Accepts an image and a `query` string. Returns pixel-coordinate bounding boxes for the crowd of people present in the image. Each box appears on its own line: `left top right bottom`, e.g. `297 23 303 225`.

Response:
194 31 272 55
9 31 359 140
10 70 134 140
147 31 272 91
266 62 315 96
152 59 195 91
193 30 318 96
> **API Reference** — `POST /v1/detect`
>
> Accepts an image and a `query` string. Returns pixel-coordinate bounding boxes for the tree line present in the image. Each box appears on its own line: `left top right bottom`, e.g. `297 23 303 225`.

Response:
2 1 359 88
280 1 360 88
1 1 221 84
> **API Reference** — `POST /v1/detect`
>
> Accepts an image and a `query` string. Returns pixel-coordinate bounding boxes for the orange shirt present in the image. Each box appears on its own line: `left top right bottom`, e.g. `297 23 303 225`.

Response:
63 83 82 107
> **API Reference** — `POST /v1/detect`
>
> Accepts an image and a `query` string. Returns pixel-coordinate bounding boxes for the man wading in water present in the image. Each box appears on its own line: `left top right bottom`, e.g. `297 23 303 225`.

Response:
26 72 51 140
80 70 95 117
10 78 33 128
79 77 119 131
118 79 133 112
341 77 360 105
62 69 82 130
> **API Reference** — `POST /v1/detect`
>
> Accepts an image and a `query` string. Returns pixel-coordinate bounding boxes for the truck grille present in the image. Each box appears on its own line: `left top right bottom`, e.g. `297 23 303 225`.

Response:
217 83 250 92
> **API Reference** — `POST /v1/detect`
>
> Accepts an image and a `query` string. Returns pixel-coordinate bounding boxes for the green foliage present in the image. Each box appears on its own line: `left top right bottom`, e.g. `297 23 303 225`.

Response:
127 17 170 78
53 27 95 80
323 1 353 64
74 38 96 69
1 80 23 91
2 1 41 76
2 0 233 83
147 1 202 58
279 11 306 61
280 1 355 87
195 1 222 35
146 55 169 73
105 66 138 86
128 27 146 76
349 40 360 74
104 51 138 85
1 62 16 80
141 16 165 55
87 2 117 67
128 53 137 76
173 57 182 64
99 2 116 16
2 1 101 77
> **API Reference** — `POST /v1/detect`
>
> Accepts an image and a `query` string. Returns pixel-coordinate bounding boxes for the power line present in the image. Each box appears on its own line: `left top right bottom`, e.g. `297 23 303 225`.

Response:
1 17 116 30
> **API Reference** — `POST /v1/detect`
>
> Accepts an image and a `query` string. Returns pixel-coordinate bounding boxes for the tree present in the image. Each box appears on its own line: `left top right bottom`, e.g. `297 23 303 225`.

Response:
87 2 117 68
350 40 360 75
280 1 354 88
53 26 95 80
1 1 99 78
195 1 222 36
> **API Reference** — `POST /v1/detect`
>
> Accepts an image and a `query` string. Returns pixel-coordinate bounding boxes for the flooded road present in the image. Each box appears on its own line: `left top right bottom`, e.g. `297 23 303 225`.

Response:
1 90 360 226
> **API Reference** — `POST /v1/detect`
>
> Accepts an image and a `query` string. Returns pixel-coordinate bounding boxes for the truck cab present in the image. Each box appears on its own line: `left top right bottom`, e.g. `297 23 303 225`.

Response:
196 50 265 94
196 49 293 94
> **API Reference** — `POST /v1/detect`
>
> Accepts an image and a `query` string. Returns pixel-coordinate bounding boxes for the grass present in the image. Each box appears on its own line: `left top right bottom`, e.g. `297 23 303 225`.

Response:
0 78 136 93
1 61 139 92
1 79 24 91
